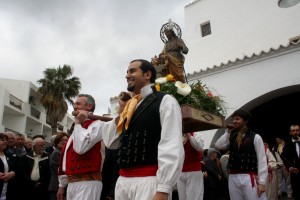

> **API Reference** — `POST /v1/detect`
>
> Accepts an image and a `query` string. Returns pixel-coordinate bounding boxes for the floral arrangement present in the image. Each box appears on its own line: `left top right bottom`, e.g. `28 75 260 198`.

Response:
155 74 227 117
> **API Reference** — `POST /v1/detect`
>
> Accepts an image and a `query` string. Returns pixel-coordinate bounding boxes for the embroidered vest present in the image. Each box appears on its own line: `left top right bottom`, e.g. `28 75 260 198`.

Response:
118 91 165 169
229 130 258 173
60 119 102 175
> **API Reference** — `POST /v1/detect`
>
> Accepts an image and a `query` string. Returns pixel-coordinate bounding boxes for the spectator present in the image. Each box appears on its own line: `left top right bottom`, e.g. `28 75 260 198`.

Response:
49 132 68 200
219 150 230 200
264 141 278 200
0 133 17 200
23 137 50 200
273 136 293 198
24 138 33 153
281 124 300 200
4 132 17 157
203 148 222 200
15 133 27 156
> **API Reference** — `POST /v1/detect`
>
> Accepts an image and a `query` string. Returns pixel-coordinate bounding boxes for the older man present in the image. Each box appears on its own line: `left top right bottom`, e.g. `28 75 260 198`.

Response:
23 137 50 200
5 132 18 157
57 94 115 200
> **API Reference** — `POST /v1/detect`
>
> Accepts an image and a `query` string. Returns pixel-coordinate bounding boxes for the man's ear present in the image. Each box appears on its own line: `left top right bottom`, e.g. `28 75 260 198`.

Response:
87 104 93 111
144 70 152 81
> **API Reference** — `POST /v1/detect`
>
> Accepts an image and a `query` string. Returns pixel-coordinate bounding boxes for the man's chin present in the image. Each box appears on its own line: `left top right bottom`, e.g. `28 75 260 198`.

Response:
127 85 135 92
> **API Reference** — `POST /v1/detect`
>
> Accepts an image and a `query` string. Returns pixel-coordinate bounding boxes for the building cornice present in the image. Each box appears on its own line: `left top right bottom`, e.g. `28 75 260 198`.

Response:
187 40 300 80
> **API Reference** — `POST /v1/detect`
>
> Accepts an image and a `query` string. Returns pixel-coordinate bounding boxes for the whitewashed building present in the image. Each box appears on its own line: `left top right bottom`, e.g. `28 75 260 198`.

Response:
0 78 74 143
183 0 300 147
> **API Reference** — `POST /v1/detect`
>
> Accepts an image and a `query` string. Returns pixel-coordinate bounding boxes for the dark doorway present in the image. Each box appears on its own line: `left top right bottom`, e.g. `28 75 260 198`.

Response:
249 92 300 148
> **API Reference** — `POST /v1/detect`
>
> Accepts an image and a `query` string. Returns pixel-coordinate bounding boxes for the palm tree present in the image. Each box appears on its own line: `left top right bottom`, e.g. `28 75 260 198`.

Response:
37 65 81 134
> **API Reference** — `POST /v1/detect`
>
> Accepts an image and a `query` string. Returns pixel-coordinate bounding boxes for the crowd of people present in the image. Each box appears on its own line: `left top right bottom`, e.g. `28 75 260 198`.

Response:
0 131 68 200
0 59 299 200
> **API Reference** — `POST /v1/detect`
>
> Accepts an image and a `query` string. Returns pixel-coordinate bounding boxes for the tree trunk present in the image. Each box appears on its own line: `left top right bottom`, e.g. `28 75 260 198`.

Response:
51 121 58 135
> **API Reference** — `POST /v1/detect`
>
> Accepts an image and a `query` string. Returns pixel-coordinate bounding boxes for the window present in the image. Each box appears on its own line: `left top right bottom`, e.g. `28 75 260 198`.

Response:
201 22 211 37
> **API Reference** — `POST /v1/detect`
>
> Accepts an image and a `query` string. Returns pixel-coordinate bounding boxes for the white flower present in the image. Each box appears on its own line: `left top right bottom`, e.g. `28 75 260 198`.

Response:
155 77 167 84
175 81 191 96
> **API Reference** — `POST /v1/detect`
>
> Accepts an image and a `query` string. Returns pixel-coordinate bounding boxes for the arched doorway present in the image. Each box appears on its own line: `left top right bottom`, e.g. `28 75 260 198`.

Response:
211 85 300 148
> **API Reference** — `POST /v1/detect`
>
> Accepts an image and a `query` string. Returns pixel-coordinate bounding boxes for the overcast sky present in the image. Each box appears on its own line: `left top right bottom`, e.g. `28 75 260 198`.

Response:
0 0 193 115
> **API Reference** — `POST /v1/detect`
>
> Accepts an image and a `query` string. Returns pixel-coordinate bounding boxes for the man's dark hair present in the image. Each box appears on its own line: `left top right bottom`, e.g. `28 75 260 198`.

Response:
78 94 96 112
131 59 157 83
275 135 285 140
231 109 252 122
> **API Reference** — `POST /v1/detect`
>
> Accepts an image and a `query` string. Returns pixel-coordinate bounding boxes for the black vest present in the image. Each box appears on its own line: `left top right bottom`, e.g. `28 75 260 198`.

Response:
118 90 165 169
228 130 258 173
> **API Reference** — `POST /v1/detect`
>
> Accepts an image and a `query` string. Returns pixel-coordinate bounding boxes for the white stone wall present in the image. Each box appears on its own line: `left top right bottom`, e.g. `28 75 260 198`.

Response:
184 0 300 72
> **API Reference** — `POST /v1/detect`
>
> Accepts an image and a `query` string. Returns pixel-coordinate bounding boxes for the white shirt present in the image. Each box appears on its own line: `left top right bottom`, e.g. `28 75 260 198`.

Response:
265 148 277 170
214 131 268 185
188 132 204 151
103 84 184 194
292 139 300 158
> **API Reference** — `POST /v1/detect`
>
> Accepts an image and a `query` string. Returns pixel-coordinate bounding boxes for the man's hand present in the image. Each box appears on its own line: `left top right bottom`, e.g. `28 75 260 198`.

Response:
117 98 128 115
289 167 299 174
226 124 234 133
153 192 168 200
57 187 66 200
75 110 88 124
257 184 266 197
186 133 191 139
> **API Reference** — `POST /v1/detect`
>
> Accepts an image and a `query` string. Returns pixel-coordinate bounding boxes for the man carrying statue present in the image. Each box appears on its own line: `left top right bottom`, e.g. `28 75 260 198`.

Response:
159 19 189 83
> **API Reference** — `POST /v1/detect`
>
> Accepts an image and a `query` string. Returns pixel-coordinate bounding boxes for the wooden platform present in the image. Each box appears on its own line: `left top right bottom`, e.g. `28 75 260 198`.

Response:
181 104 225 133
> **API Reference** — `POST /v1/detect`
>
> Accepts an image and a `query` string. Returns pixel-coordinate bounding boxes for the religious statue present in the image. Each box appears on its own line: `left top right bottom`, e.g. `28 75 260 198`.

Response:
158 19 189 83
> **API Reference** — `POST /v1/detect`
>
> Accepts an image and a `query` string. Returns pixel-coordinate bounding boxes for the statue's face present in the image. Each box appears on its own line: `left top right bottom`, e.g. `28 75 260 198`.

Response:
164 30 172 40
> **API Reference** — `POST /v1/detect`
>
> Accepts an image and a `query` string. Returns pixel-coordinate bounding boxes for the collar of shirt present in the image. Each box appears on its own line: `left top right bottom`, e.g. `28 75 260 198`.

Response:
140 84 154 100
33 151 41 158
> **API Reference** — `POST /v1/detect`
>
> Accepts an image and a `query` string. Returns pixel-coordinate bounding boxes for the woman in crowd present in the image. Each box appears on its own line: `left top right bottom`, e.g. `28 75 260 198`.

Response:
48 132 68 200
0 133 17 200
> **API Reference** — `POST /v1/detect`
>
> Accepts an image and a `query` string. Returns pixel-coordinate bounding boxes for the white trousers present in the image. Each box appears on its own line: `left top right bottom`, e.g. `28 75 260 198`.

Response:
115 176 172 200
177 171 204 200
229 174 267 200
67 180 102 200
